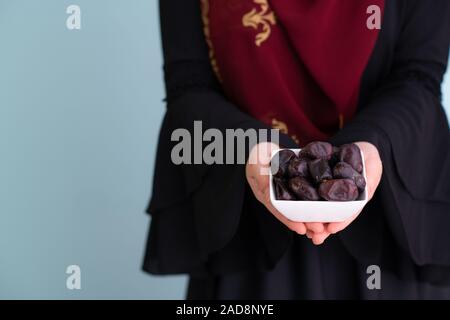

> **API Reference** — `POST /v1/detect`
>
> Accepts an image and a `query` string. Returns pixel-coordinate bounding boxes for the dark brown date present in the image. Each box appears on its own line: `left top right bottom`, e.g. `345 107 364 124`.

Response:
288 177 320 201
271 150 296 178
308 158 332 184
333 162 366 190
329 146 340 168
300 141 333 160
287 157 309 178
273 177 296 200
270 142 365 202
339 144 363 173
318 179 359 201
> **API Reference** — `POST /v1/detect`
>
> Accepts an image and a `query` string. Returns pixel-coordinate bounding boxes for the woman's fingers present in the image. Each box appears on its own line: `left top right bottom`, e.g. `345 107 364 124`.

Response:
247 164 307 236
267 201 307 235
286 220 307 235
247 142 278 168
327 220 352 234
248 142 350 240
354 142 383 201
306 230 331 245
305 222 325 233
250 164 326 238
311 232 331 245
246 142 277 198
327 209 362 234
325 142 383 235
262 187 307 235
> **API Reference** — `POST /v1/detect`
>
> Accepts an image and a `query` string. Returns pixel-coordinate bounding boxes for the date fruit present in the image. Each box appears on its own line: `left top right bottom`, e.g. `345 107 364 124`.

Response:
273 177 296 200
271 150 296 178
318 179 359 201
288 177 320 201
329 146 340 167
300 141 333 160
339 144 363 173
333 162 366 190
271 142 366 201
308 158 332 184
287 157 309 178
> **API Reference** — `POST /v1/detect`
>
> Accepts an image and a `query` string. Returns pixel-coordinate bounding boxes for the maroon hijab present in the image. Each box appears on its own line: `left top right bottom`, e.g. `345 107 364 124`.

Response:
201 0 384 145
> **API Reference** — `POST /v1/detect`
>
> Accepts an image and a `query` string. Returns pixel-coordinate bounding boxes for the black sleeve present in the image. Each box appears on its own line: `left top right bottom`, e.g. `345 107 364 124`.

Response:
143 0 296 275
330 0 450 281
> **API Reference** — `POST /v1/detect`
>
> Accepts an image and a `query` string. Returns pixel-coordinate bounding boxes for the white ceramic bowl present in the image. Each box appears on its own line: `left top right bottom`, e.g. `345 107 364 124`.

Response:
269 148 368 222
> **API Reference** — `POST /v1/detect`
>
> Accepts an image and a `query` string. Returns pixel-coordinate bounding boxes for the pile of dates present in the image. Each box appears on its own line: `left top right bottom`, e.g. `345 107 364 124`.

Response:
271 141 366 201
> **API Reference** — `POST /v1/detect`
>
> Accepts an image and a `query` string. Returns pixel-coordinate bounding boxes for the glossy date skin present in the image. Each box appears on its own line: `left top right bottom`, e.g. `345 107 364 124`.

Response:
299 141 333 160
329 146 340 168
288 177 320 201
273 177 296 200
308 158 333 184
287 157 309 178
318 179 359 201
333 162 366 190
339 144 363 173
272 150 296 178
271 141 366 202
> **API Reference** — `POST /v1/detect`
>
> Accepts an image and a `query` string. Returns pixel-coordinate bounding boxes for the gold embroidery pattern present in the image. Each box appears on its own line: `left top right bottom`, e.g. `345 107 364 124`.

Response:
200 0 222 82
338 113 345 129
272 118 300 145
272 118 288 134
243 0 276 46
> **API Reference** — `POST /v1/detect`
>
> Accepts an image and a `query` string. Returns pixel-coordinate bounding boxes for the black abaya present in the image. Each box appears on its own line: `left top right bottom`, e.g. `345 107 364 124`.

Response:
143 0 450 299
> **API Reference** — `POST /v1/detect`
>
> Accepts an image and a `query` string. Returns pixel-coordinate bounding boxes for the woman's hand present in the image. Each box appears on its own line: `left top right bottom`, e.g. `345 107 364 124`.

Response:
246 142 307 235
246 141 382 245
308 141 383 244
325 142 383 231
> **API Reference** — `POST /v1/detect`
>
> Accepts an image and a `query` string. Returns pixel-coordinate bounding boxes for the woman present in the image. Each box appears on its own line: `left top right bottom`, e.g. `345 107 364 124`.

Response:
143 0 450 299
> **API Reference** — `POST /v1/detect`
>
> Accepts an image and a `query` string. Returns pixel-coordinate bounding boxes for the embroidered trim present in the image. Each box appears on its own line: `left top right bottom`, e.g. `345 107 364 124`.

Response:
339 113 345 129
243 0 276 46
272 118 300 145
200 0 222 82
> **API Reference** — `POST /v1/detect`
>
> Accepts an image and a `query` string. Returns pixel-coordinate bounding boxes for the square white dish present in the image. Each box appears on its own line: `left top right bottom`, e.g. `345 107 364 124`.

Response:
269 148 368 222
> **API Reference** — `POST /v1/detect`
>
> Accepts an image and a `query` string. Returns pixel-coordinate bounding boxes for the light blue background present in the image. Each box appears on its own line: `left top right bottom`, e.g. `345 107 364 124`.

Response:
0 0 186 299
0 1 449 299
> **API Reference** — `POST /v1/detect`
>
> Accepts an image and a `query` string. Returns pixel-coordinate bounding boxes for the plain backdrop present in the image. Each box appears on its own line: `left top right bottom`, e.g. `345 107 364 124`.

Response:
0 0 449 299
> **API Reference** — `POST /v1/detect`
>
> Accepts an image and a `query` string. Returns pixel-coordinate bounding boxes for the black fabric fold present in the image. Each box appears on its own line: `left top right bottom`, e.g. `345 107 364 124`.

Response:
329 0 450 284
143 1 300 276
